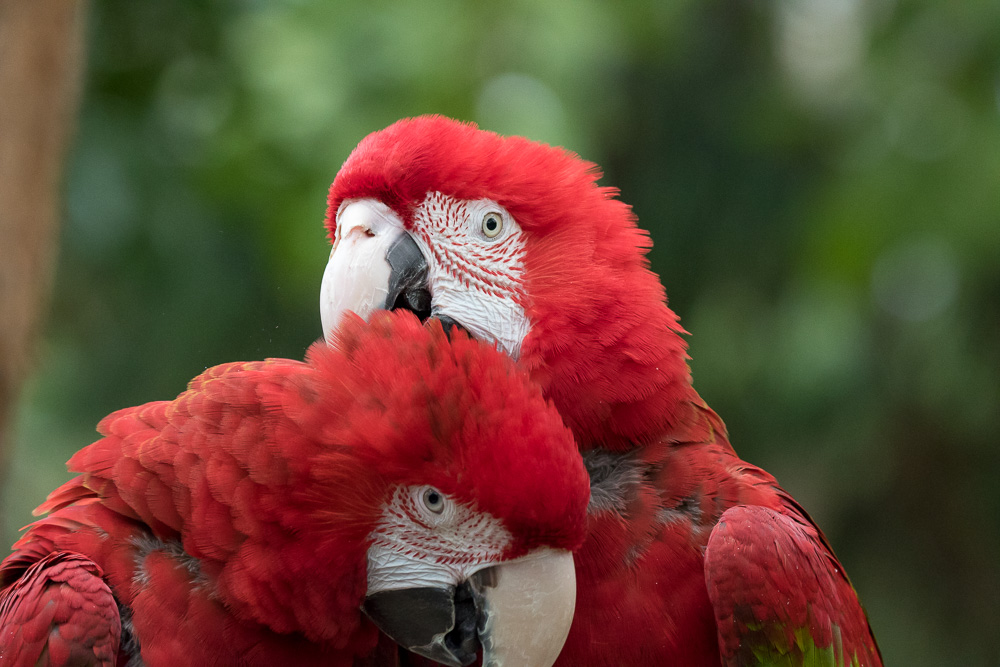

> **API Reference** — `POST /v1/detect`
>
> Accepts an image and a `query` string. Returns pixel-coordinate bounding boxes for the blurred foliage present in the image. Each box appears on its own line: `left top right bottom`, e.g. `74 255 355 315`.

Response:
3 0 999 663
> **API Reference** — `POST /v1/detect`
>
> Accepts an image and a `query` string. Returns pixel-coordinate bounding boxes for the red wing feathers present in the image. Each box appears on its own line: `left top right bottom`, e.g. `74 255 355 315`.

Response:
705 504 882 666
0 552 119 667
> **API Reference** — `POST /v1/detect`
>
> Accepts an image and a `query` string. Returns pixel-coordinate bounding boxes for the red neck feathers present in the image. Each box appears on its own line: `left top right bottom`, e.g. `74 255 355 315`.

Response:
517 204 697 452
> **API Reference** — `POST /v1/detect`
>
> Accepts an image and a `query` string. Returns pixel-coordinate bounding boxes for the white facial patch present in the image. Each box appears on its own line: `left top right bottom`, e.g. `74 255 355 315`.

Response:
409 193 531 358
366 486 512 595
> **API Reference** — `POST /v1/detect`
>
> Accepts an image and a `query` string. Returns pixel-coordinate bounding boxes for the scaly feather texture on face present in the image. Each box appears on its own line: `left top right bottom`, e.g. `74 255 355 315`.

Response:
0 311 588 666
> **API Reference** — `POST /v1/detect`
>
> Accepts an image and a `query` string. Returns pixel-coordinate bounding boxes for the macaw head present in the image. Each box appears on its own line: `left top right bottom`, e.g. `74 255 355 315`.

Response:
320 116 695 450
307 311 589 666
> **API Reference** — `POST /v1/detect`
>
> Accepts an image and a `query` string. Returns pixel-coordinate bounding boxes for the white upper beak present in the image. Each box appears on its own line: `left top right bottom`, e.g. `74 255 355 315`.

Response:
320 199 408 342
476 548 577 667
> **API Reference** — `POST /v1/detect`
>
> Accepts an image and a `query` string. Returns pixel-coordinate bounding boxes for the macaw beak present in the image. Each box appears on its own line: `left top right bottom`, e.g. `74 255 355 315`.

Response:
363 548 577 667
320 199 430 342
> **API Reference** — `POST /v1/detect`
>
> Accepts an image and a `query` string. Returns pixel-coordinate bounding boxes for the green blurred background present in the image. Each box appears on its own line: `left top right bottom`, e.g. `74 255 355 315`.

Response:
3 0 999 663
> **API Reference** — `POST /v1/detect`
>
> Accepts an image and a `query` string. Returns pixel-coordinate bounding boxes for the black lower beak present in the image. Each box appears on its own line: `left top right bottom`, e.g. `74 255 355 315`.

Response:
384 233 471 340
363 583 480 667
385 233 431 320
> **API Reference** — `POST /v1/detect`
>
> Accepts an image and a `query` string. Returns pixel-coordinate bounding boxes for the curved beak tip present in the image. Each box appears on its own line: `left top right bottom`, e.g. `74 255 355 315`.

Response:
477 549 577 667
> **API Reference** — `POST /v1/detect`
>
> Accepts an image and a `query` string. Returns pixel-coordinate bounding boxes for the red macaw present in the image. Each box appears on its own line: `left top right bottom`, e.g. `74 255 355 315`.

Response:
319 116 883 666
0 311 589 667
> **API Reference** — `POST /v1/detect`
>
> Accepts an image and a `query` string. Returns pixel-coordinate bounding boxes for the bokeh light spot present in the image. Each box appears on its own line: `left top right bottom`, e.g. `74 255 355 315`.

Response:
871 236 959 322
475 73 568 146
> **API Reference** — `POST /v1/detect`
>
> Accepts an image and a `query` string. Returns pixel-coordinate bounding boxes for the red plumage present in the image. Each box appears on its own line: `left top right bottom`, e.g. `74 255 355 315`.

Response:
324 116 882 666
0 553 119 666
0 312 588 666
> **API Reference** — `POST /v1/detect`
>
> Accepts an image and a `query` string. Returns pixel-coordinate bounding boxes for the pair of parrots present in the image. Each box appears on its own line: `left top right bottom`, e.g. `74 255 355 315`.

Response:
0 116 881 666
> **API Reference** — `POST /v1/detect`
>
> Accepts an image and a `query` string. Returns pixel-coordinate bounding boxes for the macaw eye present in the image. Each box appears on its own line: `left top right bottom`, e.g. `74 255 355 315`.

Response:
482 212 503 239
422 487 445 514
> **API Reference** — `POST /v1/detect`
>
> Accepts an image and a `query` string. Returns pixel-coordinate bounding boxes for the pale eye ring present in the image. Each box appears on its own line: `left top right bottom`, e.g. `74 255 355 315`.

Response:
482 212 503 239
422 487 445 514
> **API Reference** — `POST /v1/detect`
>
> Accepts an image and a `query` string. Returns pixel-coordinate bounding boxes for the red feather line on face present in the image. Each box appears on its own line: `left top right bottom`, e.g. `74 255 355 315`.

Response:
328 116 694 451
409 191 528 302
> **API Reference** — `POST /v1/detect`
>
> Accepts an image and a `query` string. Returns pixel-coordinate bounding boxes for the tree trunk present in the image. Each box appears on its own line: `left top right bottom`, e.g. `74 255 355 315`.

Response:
0 0 88 481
